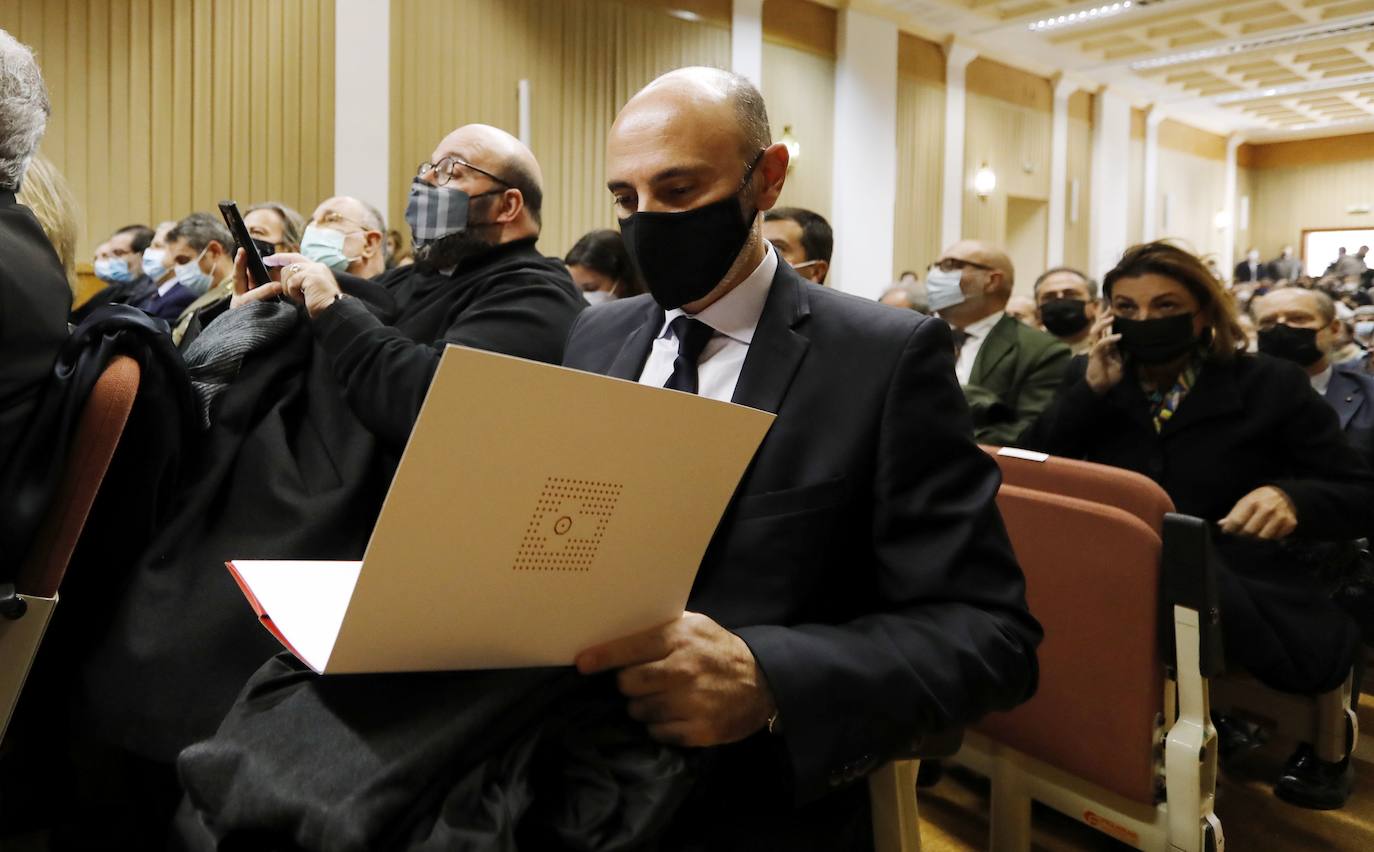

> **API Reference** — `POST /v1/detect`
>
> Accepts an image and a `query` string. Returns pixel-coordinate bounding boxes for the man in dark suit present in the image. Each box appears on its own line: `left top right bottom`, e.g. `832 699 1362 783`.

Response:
925 240 1070 446
1234 247 1264 283
1253 287 1374 462
565 67 1041 849
0 28 70 472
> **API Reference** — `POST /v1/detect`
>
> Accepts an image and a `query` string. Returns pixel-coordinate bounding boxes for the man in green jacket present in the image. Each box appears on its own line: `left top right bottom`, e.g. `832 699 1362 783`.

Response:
925 239 1071 446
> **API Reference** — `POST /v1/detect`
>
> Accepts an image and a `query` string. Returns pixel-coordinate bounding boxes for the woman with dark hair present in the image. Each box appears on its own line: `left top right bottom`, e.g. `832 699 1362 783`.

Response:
1021 240 1374 809
564 228 645 304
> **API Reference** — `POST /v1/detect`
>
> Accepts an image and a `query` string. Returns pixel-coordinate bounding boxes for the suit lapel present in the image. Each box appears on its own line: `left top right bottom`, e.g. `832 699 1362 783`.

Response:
969 315 1016 387
604 300 664 381
730 265 811 414
1326 369 1363 431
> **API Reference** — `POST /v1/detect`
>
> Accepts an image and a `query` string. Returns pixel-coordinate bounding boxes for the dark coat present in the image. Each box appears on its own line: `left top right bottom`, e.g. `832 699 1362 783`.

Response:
73 273 158 323
79 241 584 762
1324 363 1374 465
139 281 198 321
1020 353 1374 693
563 264 1042 848
963 314 1071 446
0 190 71 466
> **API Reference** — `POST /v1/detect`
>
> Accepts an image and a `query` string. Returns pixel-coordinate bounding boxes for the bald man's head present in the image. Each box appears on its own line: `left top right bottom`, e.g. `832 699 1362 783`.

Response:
932 239 1016 328
429 123 544 226
626 67 771 160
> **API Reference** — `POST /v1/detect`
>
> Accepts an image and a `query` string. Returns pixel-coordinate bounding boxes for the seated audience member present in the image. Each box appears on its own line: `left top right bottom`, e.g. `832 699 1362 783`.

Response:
928 240 1070 445
1270 245 1303 282
385 228 413 268
897 269 919 287
14 153 79 298
137 219 177 289
1022 240 1373 809
82 124 584 840
879 282 926 312
762 205 832 284
142 212 229 333
1033 266 1098 355
1005 294 1039 328
1332 317 1366 364
564 228 644 304
171 202 306 345
1334 246 1368 279
88 224 157 309
300 195 387 279
1234 247 1263 283
1253 288 1374 463
1351 306 1374 356
179 66 1039 852
0 27 69 474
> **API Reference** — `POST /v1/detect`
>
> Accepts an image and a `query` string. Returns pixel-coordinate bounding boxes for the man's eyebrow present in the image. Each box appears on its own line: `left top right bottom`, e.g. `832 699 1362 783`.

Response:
607 165 714 193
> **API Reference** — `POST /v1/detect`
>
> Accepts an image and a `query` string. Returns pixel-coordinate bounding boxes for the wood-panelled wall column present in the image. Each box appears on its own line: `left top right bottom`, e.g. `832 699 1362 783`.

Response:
334 0 388 219
830 6 896 298
940 40 976 251
1047 75 1077 269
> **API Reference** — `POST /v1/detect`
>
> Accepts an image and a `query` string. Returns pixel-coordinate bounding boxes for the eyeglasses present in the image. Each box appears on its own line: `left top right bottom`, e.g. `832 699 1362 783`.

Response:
933 257 994 273
314 211 368 233
415 156 513 189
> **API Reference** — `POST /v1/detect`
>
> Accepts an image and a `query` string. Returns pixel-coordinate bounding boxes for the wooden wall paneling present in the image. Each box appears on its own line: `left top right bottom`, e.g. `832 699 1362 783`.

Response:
893 35 944 279
762 39 835 219
128 0 153 230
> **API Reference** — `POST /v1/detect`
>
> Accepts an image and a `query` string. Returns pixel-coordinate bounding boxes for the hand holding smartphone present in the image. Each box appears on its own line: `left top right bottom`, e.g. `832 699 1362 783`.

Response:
218 200 272 289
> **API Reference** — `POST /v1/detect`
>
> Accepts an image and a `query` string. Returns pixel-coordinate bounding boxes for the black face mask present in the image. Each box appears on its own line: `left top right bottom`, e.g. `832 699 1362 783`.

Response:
250 238 277 258
619 152 764 310
1040 299 1090 338
1258 323 1324 367
1113 313 1198 365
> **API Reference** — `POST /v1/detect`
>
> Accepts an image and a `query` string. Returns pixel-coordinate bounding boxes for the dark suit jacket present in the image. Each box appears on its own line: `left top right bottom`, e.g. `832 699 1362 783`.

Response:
1021 354 1374 541
1325 364 1374 465
563 264 1041 847
1234 260 1263 283
139 282 197 322
964 313 1071 446
0 190 71 466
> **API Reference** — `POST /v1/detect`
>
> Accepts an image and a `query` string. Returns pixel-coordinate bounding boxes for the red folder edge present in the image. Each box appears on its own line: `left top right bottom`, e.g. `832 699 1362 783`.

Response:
225 561 310 665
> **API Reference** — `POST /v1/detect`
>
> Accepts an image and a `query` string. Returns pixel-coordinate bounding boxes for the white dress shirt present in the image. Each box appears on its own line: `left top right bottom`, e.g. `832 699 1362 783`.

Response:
156 277 180 297
637 245 778 403
954 310 1006 386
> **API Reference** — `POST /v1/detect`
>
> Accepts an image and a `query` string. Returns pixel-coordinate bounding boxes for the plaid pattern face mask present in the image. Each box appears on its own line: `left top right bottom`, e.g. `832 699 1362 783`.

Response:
404 178 501 247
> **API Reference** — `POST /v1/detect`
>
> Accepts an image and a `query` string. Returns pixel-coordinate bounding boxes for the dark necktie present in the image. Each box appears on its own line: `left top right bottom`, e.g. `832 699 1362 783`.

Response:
663 315 716 394
950 327 970 359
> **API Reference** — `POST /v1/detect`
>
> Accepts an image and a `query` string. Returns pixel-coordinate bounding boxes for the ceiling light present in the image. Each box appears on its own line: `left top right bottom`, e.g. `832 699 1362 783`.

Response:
665 8 701 22
1214 71 1374 104
1131 19 1374 71
1029 1 1131 32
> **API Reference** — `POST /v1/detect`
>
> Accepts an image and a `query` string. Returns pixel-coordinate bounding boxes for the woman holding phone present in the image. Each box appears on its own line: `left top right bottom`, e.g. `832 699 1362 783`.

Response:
1019 240 1374 809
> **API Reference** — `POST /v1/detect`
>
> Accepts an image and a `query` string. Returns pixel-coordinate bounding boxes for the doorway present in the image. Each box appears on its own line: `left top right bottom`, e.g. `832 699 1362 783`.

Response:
1006 196 1048 298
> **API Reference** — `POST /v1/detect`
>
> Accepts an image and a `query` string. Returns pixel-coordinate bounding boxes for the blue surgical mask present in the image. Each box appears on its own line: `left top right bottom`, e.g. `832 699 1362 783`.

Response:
925 267 966 312
94 256 133 284
174 247 213 295
142 247 170 281
300 224 357 272
1357 321 1374 340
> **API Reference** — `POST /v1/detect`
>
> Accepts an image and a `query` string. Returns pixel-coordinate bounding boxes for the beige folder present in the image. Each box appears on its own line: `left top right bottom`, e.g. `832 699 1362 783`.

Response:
0 593 57 741
229 345 774 674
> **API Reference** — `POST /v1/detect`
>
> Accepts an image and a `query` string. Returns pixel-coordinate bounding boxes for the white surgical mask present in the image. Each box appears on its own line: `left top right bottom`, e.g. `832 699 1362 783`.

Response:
582 289 612 306
925 267 966 312
142 247 170 281
300 224 359 273
1356 320 1374 340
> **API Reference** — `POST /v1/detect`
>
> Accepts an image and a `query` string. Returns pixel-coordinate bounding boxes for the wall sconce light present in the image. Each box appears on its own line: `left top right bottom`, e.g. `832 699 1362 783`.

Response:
781 125 800 171
974 163 996 199
1213 209 1231 230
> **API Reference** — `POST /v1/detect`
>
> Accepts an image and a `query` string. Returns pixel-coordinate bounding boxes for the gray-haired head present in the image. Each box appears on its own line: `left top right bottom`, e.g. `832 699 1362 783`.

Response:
0 29 51 192
167 211 233 254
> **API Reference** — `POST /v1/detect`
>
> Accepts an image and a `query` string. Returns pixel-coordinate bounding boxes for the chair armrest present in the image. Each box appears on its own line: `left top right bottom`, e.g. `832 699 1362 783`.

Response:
1161 513 1225 679
893 726 965 760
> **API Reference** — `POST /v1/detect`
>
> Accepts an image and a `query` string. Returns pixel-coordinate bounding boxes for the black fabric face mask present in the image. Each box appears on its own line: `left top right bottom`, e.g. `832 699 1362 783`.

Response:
1039 299 1090 337
1113 313 1198 365
1258 323 1323 367
619 152 764 310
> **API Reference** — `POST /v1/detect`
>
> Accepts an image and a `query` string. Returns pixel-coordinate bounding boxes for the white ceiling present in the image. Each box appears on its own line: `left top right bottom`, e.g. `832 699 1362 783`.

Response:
856 0 1374 141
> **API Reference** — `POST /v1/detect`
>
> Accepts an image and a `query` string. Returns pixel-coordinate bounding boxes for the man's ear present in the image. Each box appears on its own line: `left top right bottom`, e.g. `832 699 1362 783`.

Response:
492 188 524 225
812 259 830 285
753 142 790 213
362 230 383 259
206 240 227 261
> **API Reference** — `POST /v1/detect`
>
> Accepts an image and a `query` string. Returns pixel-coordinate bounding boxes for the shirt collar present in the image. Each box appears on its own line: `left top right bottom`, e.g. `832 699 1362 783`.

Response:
962 310 1006 340
157 278 179 297
658 244 777 345
1311 363 1334 395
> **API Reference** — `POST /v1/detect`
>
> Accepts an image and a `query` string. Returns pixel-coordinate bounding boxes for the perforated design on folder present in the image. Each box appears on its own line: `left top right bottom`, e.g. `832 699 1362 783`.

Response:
514 477 621 572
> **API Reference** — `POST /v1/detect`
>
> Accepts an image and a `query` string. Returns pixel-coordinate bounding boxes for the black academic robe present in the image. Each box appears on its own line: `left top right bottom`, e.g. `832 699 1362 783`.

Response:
0 190 71 467
76 238 584 769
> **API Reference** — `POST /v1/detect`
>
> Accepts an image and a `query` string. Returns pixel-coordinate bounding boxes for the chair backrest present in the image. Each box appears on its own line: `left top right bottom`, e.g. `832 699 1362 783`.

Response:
983 445 1173 536
976 483 1165 806
16 355 141 597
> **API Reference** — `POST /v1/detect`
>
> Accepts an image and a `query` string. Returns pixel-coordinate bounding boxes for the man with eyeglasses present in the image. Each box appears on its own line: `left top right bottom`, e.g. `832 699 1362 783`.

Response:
299 195 388 280
926 240 1070 446
232 122 584 449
